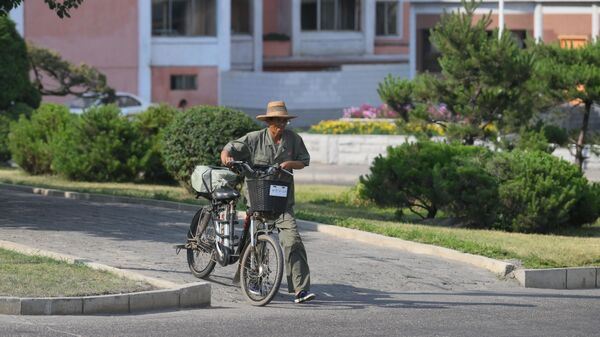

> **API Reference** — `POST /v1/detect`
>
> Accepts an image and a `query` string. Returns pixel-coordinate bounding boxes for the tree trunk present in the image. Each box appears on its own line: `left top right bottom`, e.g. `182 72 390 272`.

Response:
575 102 591 171
427 205 437 219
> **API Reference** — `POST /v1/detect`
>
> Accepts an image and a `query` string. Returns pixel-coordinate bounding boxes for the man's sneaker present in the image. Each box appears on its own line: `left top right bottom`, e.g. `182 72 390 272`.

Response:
294 291 316 304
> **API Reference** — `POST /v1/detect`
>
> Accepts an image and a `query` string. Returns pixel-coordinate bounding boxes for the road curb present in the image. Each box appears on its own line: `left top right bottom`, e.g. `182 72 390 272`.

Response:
2 182 598 290
513 267 599 289
296 219 516 277
0 240 211 315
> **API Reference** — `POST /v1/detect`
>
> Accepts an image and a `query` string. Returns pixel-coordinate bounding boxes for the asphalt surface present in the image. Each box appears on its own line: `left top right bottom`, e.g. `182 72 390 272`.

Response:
1 188 599 337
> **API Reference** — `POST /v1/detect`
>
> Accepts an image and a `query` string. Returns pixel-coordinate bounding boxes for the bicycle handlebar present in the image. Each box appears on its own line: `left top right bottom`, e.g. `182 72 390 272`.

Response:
228 161 293 177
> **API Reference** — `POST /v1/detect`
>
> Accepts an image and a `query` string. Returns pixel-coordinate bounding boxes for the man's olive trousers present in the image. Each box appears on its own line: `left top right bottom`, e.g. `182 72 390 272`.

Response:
273 211 311 294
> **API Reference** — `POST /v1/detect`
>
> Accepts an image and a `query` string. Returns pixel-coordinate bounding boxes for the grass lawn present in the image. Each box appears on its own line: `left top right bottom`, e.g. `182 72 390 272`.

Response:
1 167 599 269
0 248 154 297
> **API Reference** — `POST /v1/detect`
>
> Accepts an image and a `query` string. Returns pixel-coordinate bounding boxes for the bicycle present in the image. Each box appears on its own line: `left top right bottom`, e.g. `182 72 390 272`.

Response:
175 161 292 306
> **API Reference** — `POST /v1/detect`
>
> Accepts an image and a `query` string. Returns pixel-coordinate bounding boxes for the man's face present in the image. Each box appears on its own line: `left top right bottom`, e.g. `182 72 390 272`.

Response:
266 117 288 138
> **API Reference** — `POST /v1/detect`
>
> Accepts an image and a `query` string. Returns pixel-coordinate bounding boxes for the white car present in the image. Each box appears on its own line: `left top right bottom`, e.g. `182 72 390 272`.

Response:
68 92 153 116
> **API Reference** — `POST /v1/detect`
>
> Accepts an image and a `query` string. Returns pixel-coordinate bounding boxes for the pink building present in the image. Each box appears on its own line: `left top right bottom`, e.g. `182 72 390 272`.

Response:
8 1 600 126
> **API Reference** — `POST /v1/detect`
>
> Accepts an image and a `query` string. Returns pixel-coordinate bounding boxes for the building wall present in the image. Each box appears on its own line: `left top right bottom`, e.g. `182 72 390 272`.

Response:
221 63 410 126
544 14 592 42
151 66 219 107
24 0 139 96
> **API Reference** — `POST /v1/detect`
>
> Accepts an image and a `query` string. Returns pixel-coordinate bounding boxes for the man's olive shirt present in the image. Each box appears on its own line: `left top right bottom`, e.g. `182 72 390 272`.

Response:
224 128 310 210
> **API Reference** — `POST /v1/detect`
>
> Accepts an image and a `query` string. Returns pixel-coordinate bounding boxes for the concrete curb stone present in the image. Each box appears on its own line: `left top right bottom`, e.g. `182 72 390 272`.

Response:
297 219 516 277
2 182 599 290
0 240 211 315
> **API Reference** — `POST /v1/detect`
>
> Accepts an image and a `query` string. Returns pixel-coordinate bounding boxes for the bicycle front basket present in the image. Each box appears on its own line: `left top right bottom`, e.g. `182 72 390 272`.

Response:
246 179 289 214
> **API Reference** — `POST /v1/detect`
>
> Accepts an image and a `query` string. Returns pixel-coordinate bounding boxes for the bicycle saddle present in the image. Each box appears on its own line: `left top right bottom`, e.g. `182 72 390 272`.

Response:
212 187 240 200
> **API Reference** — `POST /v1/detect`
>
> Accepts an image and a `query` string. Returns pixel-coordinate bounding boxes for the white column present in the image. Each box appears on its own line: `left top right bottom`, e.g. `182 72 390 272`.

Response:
9 3 24 36
291 0 301 56
362 0 375 54
409 7 417 79
534 4 543 42
593 4 599 42
218 0 232 71
138 0 152 103
253 0 263 71
498 0 504 38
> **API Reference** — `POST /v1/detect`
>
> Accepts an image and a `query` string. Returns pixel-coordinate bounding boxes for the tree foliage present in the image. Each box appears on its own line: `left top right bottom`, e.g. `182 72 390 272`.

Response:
0 16 39 110
28 43 113 97
0 0 84 18
424 0 537 142
532 41 600 170
378 0 540 145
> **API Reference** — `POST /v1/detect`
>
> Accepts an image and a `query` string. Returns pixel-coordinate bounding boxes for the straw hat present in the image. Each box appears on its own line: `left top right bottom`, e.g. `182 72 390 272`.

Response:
256 101 297 121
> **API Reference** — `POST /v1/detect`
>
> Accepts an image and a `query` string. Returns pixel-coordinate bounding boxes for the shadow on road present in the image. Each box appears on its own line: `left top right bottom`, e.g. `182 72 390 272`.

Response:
269 283 537 310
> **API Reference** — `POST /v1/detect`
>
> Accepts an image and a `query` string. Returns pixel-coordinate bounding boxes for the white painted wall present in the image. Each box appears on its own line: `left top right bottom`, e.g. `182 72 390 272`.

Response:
301 133 600 169
299 32 365 56
231 35 254 70
221 63 410 110
151 37 220 66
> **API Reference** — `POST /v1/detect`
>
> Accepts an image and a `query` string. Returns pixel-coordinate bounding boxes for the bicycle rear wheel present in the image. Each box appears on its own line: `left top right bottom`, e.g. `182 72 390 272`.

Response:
187 208 217 279
239 235 283 306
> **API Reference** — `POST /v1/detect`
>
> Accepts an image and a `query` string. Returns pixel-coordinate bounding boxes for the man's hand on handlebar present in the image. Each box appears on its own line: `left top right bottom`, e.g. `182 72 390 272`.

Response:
220 149 235 167
280 161 305 171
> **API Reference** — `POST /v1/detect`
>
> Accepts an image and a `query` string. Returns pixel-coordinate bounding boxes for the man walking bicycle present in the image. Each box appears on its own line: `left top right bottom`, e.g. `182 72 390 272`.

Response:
221 100 316 304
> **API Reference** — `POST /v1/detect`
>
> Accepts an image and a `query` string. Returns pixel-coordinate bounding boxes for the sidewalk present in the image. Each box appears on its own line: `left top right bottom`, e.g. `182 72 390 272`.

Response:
296 163 600 185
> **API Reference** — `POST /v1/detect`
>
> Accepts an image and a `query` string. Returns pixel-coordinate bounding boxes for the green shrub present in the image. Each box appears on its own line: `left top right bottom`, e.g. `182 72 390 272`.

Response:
360 141 495 223
52 105 141 181
487 150 598 233
0 102 35 164
8 103 72 174
161 105 259 189
542 124 568 146
0 114 10 163
131 104 179 182
435 153 499 227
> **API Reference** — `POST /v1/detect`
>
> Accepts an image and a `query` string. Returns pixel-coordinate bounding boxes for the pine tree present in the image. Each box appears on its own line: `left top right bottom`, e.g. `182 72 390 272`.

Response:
417 0 537 144
533 41 600 171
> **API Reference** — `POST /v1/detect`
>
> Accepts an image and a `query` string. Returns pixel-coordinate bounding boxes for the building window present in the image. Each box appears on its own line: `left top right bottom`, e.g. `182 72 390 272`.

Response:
301 0 361 31
170 75 197 90
376 1 398 36
232 0 251 34
152 0 216 36
420 29 441 73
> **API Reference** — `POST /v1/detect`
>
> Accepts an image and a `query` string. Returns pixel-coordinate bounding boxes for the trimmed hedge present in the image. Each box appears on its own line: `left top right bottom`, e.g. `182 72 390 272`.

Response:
360 141 497 225
8 103 72 175
131 104 179 182
360 141 599 233
488 150 599 233
52 105 141 182
161 105 259 189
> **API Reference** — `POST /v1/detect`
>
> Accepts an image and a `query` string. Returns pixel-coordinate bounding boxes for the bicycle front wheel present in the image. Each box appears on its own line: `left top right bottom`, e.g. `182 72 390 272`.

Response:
239 235 283 306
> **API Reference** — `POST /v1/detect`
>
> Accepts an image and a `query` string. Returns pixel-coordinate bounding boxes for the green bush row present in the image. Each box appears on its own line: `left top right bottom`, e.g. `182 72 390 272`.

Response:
360 141 599 233
7 103 257 185
8 103 178 182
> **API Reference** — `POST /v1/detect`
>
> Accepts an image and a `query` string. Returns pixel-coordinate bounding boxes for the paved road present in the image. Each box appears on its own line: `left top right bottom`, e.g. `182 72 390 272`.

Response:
1 188 599 337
